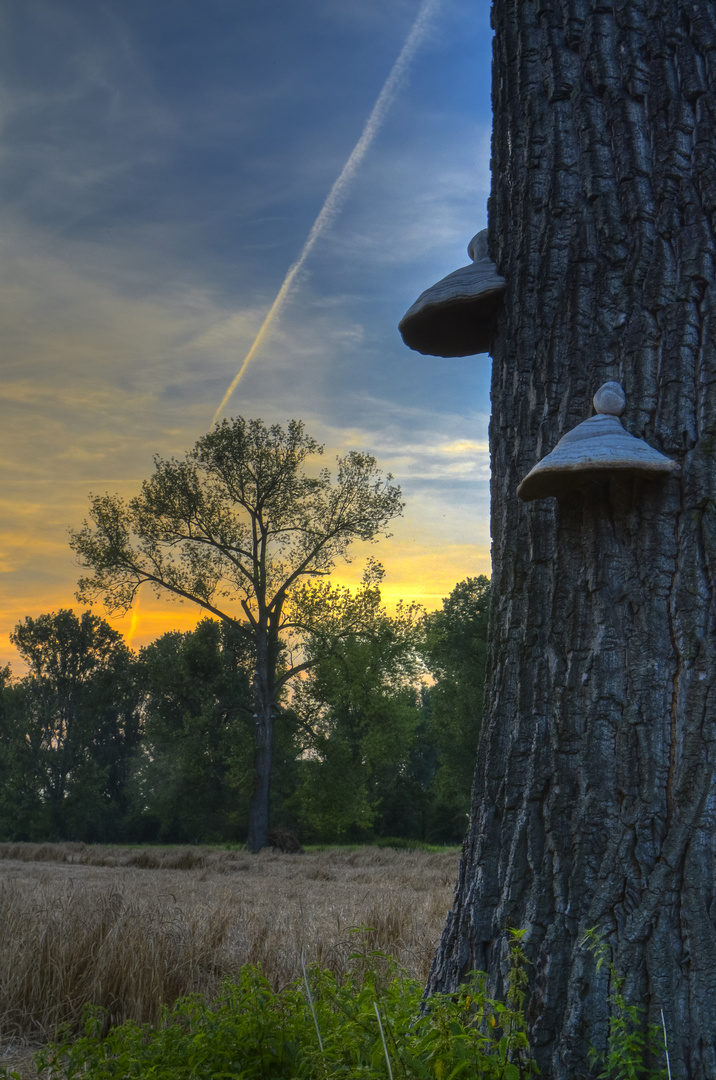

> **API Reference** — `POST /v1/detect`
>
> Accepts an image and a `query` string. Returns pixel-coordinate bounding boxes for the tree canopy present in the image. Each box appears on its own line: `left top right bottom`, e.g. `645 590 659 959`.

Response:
420 575 490 840
0 575 491 847
70 418 402 623
289 578 424 842
130 618 255 843
5 610 140 841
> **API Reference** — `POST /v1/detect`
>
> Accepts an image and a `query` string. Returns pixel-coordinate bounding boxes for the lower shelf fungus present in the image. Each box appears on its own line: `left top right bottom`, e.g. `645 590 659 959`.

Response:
517 381 681 502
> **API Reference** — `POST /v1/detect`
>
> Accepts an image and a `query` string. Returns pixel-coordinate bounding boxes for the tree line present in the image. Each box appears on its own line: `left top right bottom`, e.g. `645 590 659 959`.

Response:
0 576 488 847
0 417 489 848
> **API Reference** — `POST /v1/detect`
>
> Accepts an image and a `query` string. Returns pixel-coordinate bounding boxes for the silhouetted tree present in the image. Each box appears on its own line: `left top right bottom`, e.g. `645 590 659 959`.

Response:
0 667 43 839
9 610 140 840
420 576 490 841
289 581 423 842
70 418 403 850
131 618 254 842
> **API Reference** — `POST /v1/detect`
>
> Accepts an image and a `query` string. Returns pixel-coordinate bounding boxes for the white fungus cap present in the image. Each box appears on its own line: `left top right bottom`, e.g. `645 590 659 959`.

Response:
517 382 680 501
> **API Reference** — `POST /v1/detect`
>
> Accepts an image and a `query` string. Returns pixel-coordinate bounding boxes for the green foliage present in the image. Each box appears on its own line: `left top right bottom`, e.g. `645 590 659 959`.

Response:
2 610 140 842
25 937 538 1080
129 618 255 842
293 738 378 840
69 417 404 849
288 579 426 842
0 573 490 846
0 669 46 840
69 417 402 634
583 929 668 1080
419 577 490 841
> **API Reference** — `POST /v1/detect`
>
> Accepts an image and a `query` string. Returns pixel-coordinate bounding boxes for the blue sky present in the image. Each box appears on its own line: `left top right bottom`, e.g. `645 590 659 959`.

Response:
0 0 494 662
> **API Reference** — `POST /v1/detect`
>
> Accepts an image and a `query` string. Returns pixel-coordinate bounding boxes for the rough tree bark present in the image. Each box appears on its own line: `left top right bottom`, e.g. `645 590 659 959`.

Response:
246 628 275 853
247 620 287 852
428 2 716 1078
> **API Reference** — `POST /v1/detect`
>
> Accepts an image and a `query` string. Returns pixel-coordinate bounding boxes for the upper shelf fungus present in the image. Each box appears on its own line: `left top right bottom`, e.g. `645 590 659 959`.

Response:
517 381 681 502
398 229 505 357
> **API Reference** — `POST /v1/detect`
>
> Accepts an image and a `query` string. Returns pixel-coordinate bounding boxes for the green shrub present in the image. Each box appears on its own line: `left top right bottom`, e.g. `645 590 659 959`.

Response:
583 929 669 1080
12 934 537 1080
0 926 675 1080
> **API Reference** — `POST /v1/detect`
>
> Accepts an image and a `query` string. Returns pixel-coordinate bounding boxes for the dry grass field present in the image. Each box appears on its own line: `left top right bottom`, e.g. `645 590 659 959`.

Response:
0 843 460 1077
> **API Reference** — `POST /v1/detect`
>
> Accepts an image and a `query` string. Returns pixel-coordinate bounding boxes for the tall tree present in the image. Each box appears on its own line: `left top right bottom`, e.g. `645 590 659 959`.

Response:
9 610 140 840
0 667 44 840
427 3 716 1078
131 618 255 842
290 580 423 842
420 576 490 841
70 418 403 850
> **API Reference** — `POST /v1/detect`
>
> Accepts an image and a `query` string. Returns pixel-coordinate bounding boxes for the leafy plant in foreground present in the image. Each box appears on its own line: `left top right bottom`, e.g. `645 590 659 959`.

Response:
11 938 538 1080
0 921 678 1080
583 928 669 1080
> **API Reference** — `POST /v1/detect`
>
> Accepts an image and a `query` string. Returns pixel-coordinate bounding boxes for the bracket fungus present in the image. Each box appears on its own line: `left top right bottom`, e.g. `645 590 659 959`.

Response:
398 229 505 357
517 381 681 502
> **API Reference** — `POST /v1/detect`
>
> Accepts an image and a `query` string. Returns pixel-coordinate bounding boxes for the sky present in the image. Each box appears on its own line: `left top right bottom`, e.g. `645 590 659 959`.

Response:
0 0 495 668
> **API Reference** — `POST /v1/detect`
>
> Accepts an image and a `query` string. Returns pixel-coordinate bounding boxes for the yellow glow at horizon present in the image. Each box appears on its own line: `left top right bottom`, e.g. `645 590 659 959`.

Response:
1 540 491 672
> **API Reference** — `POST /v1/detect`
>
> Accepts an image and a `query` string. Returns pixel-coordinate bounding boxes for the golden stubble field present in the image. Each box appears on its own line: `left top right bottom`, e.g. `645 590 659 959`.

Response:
0 843 460 1076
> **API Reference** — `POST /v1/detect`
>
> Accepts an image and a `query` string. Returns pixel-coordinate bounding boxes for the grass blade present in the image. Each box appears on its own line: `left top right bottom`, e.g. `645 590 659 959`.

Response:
661 1008 672 1080
374 1001 393 1080
301 951 324 1056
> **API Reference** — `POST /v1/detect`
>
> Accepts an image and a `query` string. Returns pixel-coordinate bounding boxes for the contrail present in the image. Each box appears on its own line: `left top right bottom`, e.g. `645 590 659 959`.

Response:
212 0 442 426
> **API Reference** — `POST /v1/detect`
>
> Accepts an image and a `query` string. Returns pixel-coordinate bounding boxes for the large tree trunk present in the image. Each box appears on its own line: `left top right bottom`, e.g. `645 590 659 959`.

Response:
246 700 273 852
428 2 716 1078
246 633 274 852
